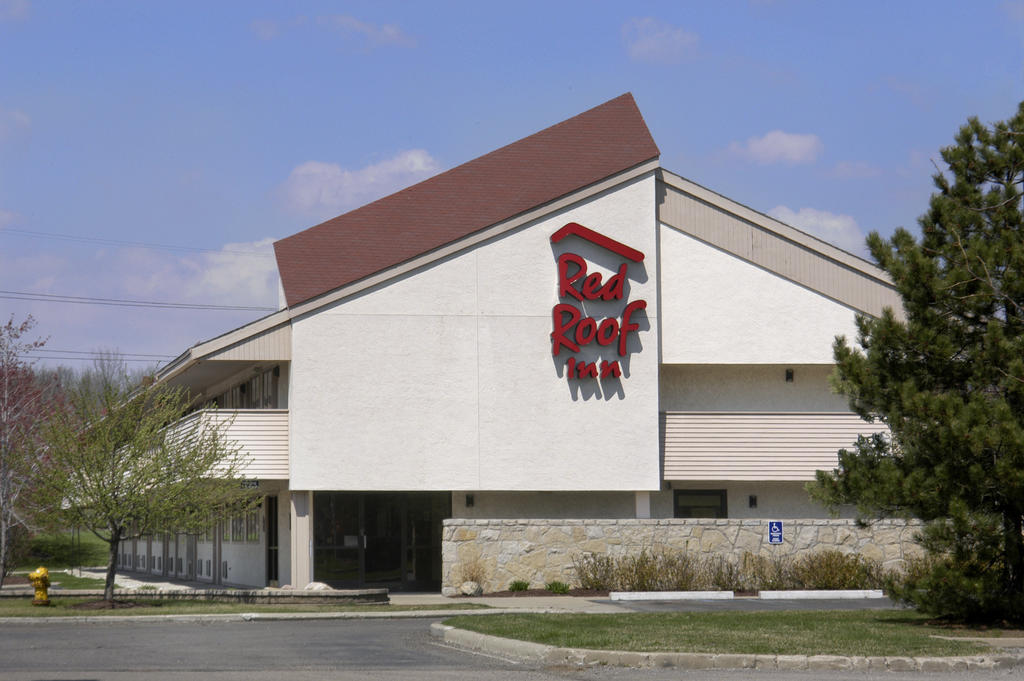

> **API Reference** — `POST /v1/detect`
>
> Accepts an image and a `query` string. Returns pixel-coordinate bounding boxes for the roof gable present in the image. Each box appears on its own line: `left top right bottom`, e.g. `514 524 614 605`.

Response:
274 93 659 307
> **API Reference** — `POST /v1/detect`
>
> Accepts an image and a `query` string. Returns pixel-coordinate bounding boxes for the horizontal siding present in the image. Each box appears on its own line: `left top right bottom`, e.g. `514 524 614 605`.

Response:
207 323 291 361
658 182 903 319
179 410 289 480
663 412 889 481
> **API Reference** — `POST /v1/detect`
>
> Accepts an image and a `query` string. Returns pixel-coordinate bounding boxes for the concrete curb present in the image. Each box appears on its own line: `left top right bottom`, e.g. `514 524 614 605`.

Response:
610 590 733 601
0 607 560 625
0 587 387 604
608 589 886 601
759 589 886 600
430 623 1024 672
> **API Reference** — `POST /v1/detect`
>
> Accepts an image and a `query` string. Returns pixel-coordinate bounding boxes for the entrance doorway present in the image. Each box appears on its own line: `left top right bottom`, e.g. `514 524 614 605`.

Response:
312 492 450 590
266 495 279 586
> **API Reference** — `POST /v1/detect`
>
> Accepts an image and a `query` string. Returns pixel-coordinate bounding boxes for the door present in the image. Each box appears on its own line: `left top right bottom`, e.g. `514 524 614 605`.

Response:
362 493 403 585
186 534 196 579
266 496 279 585
312 492 450 590
313 493 361 585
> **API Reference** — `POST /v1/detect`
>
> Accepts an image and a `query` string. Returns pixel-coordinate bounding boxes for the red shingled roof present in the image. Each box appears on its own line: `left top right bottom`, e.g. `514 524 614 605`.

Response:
273 93 660 307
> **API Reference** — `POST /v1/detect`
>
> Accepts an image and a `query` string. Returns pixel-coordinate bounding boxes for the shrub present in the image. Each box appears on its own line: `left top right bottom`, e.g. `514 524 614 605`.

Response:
572 554 615 590
657 551 705 591
571 549 889 593
790 550 884 590
616 551 662 591
545 580 570 594
739 552 793 591
706 555 743 591
455 556 488 586
508 579 530 592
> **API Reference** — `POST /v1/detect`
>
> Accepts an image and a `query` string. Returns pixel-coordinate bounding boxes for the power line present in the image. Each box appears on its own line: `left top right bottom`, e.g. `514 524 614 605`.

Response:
24 348 176 359
0 289 275 311
25 355 165 363
0 227 274 258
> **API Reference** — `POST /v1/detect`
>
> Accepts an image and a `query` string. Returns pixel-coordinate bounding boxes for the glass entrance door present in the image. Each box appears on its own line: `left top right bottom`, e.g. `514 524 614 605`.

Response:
313 492 449 590
313 493 361 585
362 493 402 585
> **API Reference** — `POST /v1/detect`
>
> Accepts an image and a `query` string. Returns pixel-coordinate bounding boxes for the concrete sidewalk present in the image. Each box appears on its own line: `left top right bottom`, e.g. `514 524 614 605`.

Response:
72 568 215 591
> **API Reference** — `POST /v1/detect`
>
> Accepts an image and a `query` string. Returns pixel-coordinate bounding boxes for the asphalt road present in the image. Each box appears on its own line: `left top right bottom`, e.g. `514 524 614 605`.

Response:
0 618 1019 681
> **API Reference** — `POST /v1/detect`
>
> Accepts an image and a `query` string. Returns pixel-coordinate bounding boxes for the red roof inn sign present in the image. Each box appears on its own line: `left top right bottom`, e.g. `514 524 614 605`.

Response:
550 223 647 380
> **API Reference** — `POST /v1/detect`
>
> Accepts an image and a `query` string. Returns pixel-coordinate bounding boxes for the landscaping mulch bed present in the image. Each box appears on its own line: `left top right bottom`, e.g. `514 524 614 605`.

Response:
477 588 610 598
2 575 29 586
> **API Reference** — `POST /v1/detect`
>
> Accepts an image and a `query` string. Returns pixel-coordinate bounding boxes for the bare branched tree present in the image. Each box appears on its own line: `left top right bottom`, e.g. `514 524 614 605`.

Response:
0 315 57 586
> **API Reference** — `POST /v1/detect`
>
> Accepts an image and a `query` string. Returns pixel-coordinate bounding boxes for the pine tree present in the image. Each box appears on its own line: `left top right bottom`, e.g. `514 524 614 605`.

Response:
810 102 1024 622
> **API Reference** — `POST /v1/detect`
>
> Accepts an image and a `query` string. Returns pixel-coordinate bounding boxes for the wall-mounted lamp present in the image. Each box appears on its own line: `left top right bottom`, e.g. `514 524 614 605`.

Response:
749 495 758 509
785 368 794 383
465 494 475 508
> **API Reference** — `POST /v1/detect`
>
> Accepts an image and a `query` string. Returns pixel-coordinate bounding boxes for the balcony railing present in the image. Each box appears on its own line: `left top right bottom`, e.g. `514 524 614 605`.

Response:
172 409 289 480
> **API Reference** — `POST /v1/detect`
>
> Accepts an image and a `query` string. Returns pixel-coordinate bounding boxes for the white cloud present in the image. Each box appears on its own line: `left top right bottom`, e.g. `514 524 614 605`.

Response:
0 106 30 141
830 161 882 179
0 237 282 367
0 0 28 22
769 206 868 256
280 150 441 218
623 17 698 64
317 14 415 47
177 239 279 309
728 130 823 165
250 19 279 41
62 238 281 311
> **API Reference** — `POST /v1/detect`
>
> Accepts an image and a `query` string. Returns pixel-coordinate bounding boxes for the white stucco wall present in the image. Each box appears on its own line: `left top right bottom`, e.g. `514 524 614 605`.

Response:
659 226 860 364
452 491 639 519
660 364 848 412
289 175 660 491
651 483 853 519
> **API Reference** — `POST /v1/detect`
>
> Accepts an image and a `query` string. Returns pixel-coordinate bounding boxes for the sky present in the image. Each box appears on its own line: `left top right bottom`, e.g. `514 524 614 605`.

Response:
1 0 1022 370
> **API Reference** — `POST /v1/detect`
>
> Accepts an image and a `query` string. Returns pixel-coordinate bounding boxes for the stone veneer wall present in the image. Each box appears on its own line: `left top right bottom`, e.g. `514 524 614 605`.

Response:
441 518 924 595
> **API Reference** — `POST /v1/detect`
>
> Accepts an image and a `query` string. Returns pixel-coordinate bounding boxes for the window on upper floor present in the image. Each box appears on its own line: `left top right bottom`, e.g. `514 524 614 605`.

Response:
211 366 280 410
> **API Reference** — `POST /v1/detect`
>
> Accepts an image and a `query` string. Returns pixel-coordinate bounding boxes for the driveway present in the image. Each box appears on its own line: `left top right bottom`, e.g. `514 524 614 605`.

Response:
1 616 1019 681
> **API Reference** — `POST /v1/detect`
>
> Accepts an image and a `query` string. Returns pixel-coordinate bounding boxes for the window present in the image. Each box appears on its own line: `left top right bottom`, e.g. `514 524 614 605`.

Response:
245 509 260 542
231 515 244 542
212 367 279 410
673 489 727 518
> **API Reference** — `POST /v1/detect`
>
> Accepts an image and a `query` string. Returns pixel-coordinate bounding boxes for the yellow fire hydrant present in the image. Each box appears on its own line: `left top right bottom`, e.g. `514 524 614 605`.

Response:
28 567 50 606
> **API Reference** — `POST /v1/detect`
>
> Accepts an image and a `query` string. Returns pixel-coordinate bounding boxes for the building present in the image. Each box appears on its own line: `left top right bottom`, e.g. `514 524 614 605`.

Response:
118 93 908 592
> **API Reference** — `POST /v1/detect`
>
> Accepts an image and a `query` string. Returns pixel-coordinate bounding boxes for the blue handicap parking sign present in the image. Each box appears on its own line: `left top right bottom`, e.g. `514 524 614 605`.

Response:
768 521 783 545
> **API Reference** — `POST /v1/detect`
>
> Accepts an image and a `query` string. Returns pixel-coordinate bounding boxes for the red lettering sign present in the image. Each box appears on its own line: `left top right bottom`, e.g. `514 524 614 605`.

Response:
550 224 647 380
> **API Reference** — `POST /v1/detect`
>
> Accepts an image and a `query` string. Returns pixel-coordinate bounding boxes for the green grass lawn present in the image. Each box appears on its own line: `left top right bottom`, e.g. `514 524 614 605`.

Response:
16 531 109 570
4 571 107 589
443 611 996 657
0 598 487 617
